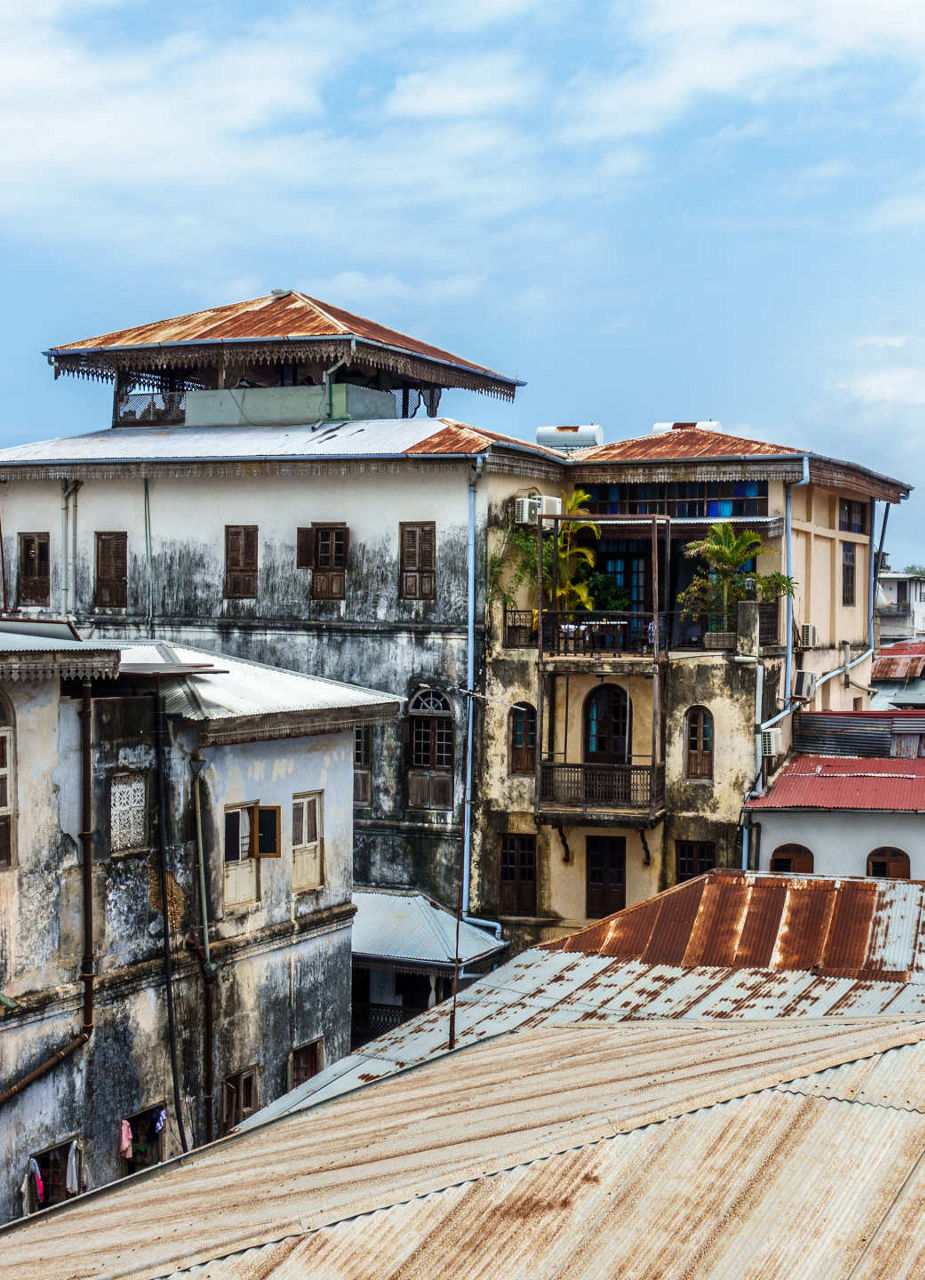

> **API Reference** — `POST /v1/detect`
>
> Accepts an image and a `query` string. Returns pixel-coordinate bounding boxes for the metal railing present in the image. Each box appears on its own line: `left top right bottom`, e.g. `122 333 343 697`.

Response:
878 603 912 617
351 1002 427 1047
540 611 666 656
538 761 664 809
758 601 780 646
114 391 186 427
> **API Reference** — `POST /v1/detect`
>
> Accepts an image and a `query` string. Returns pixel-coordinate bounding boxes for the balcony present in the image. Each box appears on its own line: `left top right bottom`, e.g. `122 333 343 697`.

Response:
878 602 912 618
541 611 664 658
115 390 186 427
538 760 665 819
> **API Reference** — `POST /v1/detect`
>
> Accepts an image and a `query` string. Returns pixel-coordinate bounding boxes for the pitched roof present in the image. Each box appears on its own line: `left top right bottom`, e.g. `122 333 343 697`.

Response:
546 869 925 976
872 653 925 680
45 291 522 400
352 889 505 967
573 420 803 462
745 755 925 812
0 418 559 471
5 1017 925 1280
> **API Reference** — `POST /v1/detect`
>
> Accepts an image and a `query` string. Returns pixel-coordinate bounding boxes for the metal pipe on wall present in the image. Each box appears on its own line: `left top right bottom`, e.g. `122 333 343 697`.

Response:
784 455 811 712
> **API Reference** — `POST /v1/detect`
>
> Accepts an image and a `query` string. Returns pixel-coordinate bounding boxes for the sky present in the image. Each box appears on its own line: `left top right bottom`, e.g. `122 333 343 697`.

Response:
2 0 925 565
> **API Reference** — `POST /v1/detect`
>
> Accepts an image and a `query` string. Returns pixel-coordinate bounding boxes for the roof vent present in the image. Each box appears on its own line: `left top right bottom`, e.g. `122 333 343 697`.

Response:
535 424 604 450
271 288 292 296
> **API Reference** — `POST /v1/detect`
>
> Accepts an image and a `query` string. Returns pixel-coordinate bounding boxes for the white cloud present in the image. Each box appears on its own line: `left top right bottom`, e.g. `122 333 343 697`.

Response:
386 52 540 118
855 335 917 350
840 368 925 406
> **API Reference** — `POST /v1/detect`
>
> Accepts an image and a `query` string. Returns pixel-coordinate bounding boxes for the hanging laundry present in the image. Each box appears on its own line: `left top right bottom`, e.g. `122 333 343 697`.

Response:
153 1106 167 1134
28 1157 43 1206
65 1141 80 1196
119 1119 133 1159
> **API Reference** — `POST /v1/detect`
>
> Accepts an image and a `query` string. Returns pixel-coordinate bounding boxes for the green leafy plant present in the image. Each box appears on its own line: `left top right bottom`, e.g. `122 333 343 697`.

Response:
489 489 602 612
678 522 794 631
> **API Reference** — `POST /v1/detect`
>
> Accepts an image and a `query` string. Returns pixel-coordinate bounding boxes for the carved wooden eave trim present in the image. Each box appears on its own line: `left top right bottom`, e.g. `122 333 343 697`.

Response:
0 653 120 682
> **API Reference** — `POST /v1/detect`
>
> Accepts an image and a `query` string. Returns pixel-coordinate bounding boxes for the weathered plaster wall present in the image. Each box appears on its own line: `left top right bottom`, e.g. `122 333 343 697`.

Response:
754 811 925 878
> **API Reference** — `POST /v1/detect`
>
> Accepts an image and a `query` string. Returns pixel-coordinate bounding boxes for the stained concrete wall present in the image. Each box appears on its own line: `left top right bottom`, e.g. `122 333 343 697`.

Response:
0 678 354 1224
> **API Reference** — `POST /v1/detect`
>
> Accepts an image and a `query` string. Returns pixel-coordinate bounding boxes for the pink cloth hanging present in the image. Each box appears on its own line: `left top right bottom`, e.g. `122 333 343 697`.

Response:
119 1119 133 1159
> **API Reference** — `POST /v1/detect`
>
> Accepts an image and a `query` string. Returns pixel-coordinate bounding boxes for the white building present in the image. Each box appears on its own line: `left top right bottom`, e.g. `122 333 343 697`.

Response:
877 569 925 640
0 622 397 1221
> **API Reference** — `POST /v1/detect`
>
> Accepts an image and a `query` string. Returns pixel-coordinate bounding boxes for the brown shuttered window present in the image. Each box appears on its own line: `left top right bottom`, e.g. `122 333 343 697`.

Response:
770 844 814 873
867 848 910 879
676 840 715 882
509 703 536 775
19 533 50 605
586 835 626 918
95 532 128 608
310 524 349 600
685 706 714 779
500 834 537 916
225 526 258 599
400 522 436 600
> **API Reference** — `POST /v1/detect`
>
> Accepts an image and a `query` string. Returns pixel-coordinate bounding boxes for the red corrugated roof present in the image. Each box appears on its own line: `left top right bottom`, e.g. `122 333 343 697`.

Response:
50 290 507 378
880 642 925 654
872 655 925 680
406 420 562 458
543 869 925 978
746 755 925 811
573 422 803 463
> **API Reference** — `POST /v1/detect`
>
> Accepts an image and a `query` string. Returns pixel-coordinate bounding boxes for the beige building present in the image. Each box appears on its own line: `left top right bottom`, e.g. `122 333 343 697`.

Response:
474 422 909 945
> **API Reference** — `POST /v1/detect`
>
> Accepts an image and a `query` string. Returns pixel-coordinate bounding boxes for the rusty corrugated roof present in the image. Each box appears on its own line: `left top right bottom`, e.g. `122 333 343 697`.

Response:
546 870 925 977
872 655 925 680
49 291 507 377
572 421 803 462
5 1018 925 1280
745 756 925 812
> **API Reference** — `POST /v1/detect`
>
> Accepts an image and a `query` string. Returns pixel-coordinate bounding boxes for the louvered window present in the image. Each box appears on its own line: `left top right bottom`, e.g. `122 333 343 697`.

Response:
406 688 454 809
225 526 258 599
297 524 349 599
19 533 50 605
95 532 127 608
400 523 436 600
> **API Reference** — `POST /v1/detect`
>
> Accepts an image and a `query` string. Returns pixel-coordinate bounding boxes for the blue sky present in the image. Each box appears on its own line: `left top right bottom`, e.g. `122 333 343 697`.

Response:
3 0 925 564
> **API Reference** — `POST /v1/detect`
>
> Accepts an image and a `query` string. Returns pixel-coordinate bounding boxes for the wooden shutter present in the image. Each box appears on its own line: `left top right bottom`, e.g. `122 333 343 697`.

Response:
296 528 314 570
19 533 50 605
225 526 258 598
400 523 436 599
95 533 128 608
311 525 349 599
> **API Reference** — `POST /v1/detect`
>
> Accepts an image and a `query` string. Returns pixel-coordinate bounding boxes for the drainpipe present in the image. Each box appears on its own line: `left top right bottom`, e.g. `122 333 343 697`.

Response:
784 455 810 711
186 760 216 1142
0 681 95 1109
70 481 81 616
61 481 80 615
461 457 502 941
143 479 155 638
153 682 190 1153
322 339 354 420
733 655 764 869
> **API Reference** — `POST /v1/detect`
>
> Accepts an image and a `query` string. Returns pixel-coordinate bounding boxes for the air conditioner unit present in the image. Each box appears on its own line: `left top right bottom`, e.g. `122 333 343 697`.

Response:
537 495 563 518
794 670 816 700
800 623 818 649
513 496 539 525
762 727 784 758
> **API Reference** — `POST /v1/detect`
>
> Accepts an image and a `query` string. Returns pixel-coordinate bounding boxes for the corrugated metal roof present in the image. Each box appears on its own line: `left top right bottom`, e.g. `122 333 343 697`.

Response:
352 890 505 966
873 655 925 680
572 421 803 462
5 1018 925 1280
48 291 508 380
0 417 557 467
547 872 925 977
746 755 925 811
878 641 925 654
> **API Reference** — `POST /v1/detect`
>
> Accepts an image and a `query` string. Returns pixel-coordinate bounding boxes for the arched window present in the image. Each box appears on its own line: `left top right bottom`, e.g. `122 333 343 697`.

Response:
406 689 454 810
867 848 910 879
583 685 631 764
685 707 714 779
770 844 814 873
509 703 536 775
0 701 13 869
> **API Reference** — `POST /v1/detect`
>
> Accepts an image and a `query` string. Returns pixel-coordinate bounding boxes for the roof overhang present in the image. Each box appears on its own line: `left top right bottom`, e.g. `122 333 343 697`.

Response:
190 699 400 747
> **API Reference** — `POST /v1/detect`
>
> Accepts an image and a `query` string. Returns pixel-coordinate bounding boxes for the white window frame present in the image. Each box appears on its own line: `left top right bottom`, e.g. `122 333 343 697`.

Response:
0 720 14 870
223 804 259 910
292 792 323 893
110 771 148 854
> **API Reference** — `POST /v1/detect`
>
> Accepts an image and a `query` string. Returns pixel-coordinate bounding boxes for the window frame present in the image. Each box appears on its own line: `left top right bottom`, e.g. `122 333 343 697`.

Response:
291 792 323 893
18 532 50 606
676 840 716 883
500 832 537 916
585 835 626 918
224 525 258 599
121 1103 167 1175
27 1137 81 1211
867 848 910 879
223 1066 259 1132
95 531 128 609
289 1038 326 1090
509 703 537 776
406 689 454 810
842 541 856 608
0 712 14 872
684 706 714 780
298 523 349 600
769 843 814 873
110 771 149 855
354 725 372 807
399 522 436 600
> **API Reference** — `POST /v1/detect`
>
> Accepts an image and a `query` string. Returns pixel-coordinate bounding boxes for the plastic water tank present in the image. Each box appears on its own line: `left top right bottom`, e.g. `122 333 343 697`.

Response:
535 424 604 450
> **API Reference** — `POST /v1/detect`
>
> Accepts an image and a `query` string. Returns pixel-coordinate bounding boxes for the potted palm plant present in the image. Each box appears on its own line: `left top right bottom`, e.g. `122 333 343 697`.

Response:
678 523 793 649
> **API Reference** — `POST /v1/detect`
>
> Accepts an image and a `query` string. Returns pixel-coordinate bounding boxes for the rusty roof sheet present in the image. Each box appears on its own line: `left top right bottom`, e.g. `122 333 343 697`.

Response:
572 421 803 463
48 290 508 377
546 871 925 976
745 755 925 811
873 655 925 680
5 1018 925 1280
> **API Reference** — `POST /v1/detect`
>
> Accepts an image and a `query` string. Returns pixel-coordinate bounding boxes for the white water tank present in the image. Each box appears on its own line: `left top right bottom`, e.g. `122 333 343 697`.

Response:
535 424 604 450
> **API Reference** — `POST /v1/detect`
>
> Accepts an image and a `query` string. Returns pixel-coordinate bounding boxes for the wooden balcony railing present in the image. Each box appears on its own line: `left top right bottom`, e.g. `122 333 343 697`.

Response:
540 611 665 657
538 761 665 810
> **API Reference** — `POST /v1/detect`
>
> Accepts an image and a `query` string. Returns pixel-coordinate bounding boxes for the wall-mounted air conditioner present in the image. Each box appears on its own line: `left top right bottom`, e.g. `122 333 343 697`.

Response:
800 623 818 649
794 671 816 700
513 495 563 525
762 727 784 758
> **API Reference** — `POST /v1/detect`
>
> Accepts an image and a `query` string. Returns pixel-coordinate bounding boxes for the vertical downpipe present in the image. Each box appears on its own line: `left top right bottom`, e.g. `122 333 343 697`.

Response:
79 681 95 1035
144 479 155 638
61 482 70 615
153 681 190 1153
462 458 482 919
785 456 810 710
70 481 80 616
649 518 660 818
